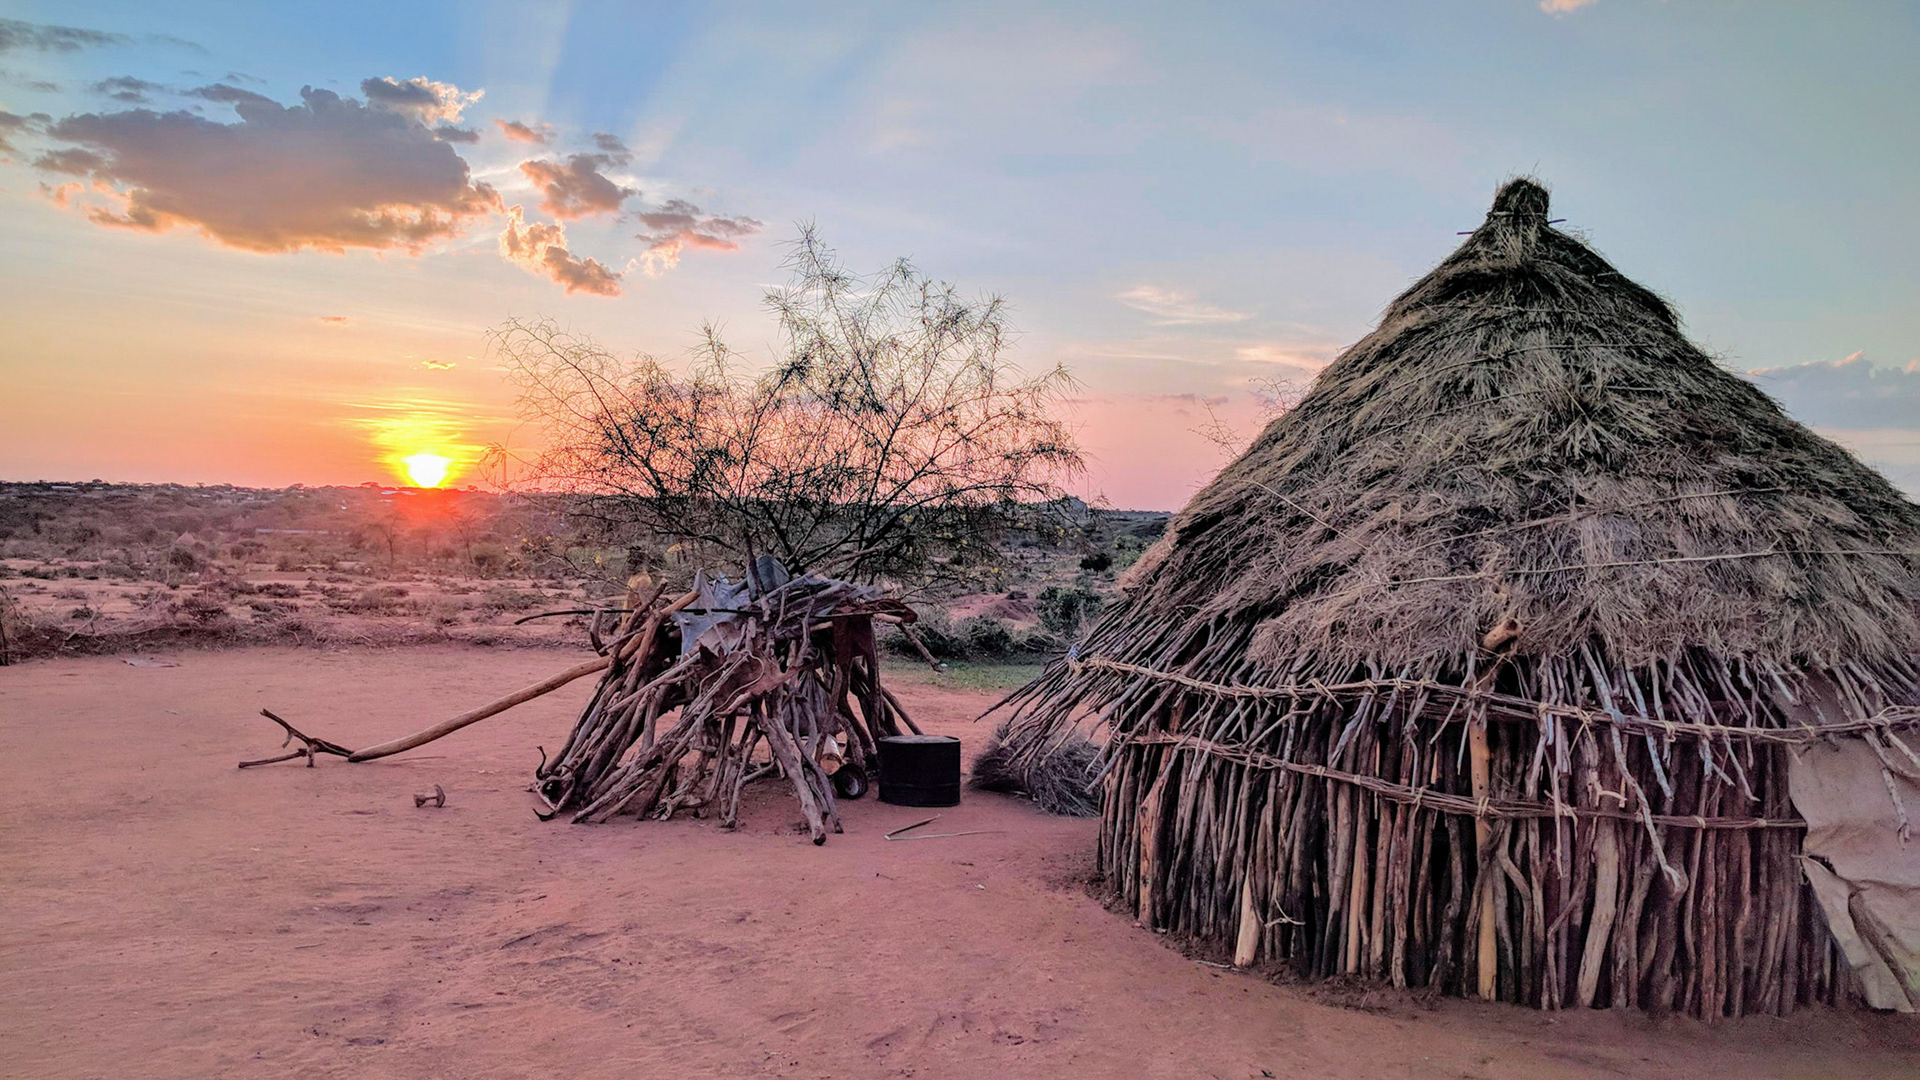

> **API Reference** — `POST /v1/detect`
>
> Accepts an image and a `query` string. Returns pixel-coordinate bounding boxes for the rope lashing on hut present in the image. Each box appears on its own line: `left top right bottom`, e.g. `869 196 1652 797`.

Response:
1122 732 1806 830
1067 656 1920 746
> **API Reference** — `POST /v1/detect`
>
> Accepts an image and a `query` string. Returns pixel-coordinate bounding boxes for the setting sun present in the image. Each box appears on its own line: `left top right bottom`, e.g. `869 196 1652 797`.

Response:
402 452 452 488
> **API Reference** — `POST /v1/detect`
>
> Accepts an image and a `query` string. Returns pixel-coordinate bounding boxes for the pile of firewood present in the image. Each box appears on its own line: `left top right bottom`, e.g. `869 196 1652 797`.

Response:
534 570 922 842
241 566 925 845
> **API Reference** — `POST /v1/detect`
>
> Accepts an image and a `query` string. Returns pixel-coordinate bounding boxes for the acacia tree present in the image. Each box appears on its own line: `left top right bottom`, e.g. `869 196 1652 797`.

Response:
495 228 1083 591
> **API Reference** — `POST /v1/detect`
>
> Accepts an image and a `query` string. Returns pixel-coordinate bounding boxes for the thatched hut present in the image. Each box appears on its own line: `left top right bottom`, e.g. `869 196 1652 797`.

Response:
996 178 1920 1017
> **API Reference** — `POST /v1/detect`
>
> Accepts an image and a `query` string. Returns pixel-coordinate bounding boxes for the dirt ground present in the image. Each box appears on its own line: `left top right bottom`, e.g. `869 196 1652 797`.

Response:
3 647 1916 1079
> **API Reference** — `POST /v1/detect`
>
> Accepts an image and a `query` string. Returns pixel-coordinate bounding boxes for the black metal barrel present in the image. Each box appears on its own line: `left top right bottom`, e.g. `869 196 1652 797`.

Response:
876 735 961 807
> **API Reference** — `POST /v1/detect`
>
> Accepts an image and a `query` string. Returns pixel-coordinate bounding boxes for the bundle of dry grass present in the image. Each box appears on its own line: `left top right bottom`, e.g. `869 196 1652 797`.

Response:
994 178 1920 1018
971 720 1099 817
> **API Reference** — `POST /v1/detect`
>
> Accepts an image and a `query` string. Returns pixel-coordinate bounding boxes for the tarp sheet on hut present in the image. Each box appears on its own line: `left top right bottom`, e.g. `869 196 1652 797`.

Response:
1791 738 1920 1011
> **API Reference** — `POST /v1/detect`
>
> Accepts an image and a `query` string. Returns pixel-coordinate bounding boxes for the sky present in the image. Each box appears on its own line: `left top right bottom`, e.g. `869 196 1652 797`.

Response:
0 1 1916 508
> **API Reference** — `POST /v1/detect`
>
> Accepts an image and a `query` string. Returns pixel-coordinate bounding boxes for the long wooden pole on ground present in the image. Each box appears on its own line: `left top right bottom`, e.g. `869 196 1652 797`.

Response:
347 655 613 762
346 590 699 763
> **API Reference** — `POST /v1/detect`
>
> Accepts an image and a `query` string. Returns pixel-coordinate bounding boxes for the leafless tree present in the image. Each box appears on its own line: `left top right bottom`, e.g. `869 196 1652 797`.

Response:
494 228 1083 591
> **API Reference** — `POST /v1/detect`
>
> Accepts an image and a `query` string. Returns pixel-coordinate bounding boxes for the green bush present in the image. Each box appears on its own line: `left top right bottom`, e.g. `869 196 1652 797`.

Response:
1037 584 1103 637
959 614 1015 657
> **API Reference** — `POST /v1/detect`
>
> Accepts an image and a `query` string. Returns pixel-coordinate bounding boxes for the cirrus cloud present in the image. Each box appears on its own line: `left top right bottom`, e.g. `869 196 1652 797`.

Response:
498 205 622 296
0 18 126 54
35 83 500 253
1117 285 1251 326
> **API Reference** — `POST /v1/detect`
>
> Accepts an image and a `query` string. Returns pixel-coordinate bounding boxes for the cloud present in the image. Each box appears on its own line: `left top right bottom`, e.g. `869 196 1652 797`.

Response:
0 18 127 54
1540 0 1601 12
318 315 350 325
1235 342 1339 372
0 108 45 153
1748 352 1920 429
495 118 552 145
420 359 457 370
1117 285 1252 326
359 76 482 125
519 153 633 219
36 84 500 253
0 69 61 91
498 205 622 296
433 124 480 143
633 198 763 274
90 75 164 104
32 146 105 174
592 131 631 163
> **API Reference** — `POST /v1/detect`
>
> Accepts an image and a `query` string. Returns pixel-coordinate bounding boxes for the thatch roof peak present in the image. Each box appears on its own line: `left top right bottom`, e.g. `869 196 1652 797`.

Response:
1117 178 1920 676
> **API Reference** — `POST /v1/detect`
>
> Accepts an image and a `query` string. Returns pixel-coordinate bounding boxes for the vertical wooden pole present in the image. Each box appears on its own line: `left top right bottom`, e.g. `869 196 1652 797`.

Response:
1469 711 1498 1000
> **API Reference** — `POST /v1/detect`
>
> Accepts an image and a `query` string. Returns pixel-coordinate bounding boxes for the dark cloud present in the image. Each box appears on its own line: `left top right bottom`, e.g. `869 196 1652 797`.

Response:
0 108 45 153
91 75 164 104
634 198 763 273
433 124 480 143
495 118 552 145
592 131 631 163
359 76 481 125
1748 353 1920 429
189 83 274 107
38 85 500 253
1 68 62 91
519 153 633 219
30 146 104 174
498 205 622 296
0 18 127 54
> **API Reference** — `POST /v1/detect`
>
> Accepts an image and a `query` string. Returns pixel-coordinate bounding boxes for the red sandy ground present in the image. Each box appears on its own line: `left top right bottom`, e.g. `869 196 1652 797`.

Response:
2 647 1916 1079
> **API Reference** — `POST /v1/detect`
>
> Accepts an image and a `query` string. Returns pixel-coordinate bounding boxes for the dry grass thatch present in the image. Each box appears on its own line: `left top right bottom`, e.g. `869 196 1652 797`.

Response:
994 178 1920 1018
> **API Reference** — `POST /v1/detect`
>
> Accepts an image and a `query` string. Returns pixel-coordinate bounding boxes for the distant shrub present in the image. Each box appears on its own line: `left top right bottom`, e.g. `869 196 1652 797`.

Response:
1078 551 1113 572
180 594 227 622
1038 584 1103 638
959 615 1015 657
470 542 509 576
480 586 545 613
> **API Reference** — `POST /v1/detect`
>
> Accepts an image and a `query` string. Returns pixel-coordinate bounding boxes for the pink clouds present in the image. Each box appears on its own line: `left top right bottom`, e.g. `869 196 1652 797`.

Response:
495 118 552 144
37 84 499 253
498 205 622 296
634 198 763 274
519 153 632 219
19 76 755 297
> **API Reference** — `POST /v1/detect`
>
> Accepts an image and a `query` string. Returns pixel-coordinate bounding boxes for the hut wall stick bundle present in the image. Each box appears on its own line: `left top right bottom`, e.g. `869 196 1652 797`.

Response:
990 178 1920 1019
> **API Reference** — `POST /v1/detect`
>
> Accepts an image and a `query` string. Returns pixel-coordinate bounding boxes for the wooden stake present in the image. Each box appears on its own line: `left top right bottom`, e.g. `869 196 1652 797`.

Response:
1469 710 1497 999
1577 822 1620 1007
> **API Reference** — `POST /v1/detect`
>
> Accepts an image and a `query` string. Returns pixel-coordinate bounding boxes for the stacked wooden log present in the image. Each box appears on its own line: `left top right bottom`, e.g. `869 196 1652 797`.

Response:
533 573 921 843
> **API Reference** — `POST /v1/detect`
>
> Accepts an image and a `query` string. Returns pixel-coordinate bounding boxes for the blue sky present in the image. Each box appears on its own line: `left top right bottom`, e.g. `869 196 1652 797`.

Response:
1 1 1916 505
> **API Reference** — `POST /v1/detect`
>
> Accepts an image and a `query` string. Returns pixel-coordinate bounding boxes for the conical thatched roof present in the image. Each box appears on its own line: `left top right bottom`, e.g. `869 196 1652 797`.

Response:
1116 177 1920 676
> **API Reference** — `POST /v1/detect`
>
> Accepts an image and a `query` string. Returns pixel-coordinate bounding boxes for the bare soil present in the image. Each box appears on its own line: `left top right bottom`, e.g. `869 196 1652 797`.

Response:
2 646 1916 1079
